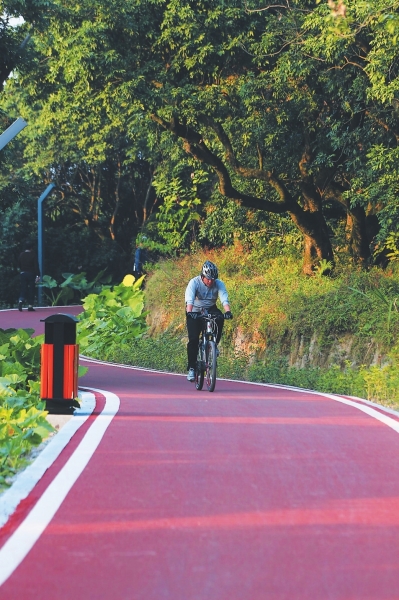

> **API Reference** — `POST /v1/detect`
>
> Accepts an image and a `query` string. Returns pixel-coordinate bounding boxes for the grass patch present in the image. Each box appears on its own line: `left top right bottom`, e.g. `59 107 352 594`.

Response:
100 333 399 410
103 332 187 373
87 248 399 411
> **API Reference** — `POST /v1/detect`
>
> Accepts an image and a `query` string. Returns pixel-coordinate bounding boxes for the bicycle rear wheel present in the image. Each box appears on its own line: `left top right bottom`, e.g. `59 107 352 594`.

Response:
195 343 204 390
205 340 217 392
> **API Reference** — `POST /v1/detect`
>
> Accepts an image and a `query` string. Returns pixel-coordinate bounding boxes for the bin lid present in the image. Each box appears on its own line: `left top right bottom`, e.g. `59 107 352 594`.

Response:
40 313 79 323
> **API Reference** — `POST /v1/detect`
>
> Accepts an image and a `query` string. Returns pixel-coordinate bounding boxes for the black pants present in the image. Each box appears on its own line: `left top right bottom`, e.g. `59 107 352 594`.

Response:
186 306 224 370
19 271 36 305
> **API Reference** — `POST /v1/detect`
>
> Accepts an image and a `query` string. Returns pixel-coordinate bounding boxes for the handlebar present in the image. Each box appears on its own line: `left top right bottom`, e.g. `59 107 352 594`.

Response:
186 310 232 320
197 311 231 320
202 309 233 320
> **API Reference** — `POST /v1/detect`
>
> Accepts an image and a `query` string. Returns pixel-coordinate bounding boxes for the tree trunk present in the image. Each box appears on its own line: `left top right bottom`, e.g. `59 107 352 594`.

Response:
345 206 371 266
290 208 334 275
142 169 155 224
110 158 121 241
323 182 371 266
150 114 335 275
296 166 334 274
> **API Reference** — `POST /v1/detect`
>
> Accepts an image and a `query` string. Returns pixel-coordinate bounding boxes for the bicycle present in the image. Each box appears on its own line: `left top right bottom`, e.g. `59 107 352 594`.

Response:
195 310 227 392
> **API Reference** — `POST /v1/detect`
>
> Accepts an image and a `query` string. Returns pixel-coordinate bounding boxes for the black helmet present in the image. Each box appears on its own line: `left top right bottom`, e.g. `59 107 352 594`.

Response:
201 260 218 280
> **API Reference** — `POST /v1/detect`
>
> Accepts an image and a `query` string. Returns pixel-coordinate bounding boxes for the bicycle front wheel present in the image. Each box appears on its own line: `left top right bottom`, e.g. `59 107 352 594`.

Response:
195 343 204 390
205 340 217 392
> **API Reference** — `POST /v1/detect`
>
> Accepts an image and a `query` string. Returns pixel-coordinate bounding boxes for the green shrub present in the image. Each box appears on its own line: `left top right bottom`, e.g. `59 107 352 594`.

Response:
41 270 112 306
0 328 54 490
247 355 367 398
105 332 187 373
78 275 148 357
144 250 399 363
93 250 399 411
104 332 399 409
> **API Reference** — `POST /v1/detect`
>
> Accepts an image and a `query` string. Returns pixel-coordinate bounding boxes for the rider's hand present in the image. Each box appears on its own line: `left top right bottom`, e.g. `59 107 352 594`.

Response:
187 312 198 319
224 311 233 320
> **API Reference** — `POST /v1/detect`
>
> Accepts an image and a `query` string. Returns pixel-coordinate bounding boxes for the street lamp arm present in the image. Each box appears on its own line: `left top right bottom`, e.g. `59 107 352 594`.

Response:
0 118 27 151
38 183 56 306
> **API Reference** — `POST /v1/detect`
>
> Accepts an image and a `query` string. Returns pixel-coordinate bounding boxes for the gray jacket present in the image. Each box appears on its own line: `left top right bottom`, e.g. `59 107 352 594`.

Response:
185 276 229 312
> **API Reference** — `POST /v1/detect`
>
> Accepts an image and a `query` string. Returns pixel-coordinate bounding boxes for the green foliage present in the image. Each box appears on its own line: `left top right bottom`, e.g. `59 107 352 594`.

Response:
149 169 208 253
145 246 399 354
198 195 298 250
41 270 111 306
357 340 399 405
0 327 42 381
77 275 148 357
104 332 187 373
3 0 399 284
3 0 398 274
348 285 399 343
314 259 334 278
129 248 399 408
0 328 54 490
381 232 399 263
247 357 368 399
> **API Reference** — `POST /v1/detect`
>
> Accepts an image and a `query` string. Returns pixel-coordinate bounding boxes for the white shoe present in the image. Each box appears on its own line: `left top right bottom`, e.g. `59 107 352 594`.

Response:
187 368 195 382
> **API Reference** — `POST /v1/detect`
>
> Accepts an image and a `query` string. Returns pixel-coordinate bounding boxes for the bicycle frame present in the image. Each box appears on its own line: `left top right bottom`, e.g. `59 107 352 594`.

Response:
195 311 219 392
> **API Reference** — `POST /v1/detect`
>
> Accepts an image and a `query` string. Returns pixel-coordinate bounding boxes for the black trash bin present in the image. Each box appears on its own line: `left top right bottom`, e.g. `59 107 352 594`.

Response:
40 314 80 414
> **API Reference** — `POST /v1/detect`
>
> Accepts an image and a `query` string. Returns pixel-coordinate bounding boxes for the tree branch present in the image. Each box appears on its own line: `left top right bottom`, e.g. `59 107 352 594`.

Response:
365 110 399 143
150 113 295 214
201 116 301 212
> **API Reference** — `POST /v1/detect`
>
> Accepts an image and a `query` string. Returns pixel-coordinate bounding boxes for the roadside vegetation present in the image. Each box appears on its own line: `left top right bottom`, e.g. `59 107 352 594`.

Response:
0 275 147 491
0 328 53 491
78 275 148 355
93 242 399 410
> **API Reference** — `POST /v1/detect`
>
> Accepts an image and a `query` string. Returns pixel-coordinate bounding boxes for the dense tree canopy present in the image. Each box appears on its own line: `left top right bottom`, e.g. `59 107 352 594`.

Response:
1 0 399 281
0 0 54 90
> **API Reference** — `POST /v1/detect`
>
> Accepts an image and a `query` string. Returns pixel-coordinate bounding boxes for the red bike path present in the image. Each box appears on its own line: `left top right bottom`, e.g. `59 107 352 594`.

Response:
1 307 399 599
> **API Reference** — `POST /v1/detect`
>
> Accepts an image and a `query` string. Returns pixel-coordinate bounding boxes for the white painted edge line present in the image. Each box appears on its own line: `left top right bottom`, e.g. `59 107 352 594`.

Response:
219 379 399 429
0 305 82 312
0 387 120 588
79 354 188 376
0 391 95 529
79 355 399 420
256 383 399 435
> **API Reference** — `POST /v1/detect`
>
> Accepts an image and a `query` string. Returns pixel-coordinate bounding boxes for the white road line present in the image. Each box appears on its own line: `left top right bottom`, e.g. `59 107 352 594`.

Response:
0 387 120 587
2 358 398 586
262 384 399 434
224 380 399 431
80 355 399 421
0 305 83 312
0 391 95 529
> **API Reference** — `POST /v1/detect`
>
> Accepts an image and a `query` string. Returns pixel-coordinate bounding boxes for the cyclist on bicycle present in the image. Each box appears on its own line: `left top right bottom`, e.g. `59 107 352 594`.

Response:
185 260 233 382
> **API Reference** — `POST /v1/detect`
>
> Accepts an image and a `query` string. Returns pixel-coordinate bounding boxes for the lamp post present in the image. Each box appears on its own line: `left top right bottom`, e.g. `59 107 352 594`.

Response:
0 118 27 151
38 183 56 306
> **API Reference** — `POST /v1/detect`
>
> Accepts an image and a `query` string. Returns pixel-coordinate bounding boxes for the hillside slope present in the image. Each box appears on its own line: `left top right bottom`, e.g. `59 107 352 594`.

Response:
102 245 399 407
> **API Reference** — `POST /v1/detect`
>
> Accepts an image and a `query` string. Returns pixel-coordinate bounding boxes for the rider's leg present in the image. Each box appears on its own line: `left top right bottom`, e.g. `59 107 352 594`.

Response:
186 315 203 369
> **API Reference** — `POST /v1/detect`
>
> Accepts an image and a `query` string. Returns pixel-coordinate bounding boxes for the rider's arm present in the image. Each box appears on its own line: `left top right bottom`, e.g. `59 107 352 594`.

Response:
217 280 230 313
185 278 197 313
